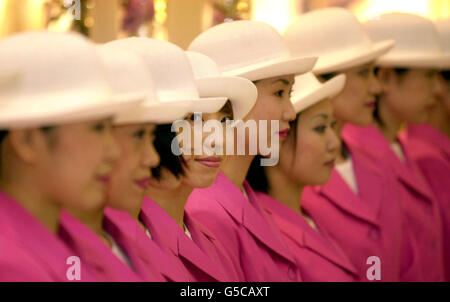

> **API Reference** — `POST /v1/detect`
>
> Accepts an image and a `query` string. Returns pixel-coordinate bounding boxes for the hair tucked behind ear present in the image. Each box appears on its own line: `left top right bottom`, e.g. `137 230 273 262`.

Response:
441 70 450 82
151 124 186 181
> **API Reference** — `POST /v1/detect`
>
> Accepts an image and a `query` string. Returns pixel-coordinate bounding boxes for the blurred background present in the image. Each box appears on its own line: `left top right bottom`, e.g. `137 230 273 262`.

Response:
0 0 449 49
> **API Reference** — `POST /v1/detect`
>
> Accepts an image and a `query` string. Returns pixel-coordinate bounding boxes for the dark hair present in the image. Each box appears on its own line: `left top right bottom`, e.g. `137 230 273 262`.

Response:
441 70 450 82
246 113 300 193
0 130 9 174
317 72 339 82
151 123 186 181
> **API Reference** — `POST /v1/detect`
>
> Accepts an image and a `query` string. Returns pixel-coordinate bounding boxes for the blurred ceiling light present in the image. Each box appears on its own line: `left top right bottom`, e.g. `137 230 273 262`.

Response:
251 0 300 33
351 0 450 21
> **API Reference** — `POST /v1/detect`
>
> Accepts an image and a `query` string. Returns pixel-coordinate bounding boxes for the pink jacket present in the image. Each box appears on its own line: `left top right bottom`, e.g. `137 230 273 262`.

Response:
104 207 189 282
185 172 302 282
406 124 450 163
140 197 241 282
342 124 445 281
302 137 406 282
59 211 143 282
400 124 450 281
0 191 74 282
255 192 359 282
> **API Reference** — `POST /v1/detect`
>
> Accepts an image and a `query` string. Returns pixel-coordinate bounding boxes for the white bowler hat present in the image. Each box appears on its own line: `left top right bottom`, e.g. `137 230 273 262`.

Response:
0 31 139 129
284 7 395 75
364 13 450 69
188 20 317 81
97 45 189 125
185 51 258 121
105 38 227 115
435 19 450 63
291 73 346 113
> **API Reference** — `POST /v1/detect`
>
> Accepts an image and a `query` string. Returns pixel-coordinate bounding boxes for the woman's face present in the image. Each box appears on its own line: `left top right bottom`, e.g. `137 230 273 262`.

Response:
278 99 341 186
180 110 231 188
37 118 120 212
327 63 381 126
379 68 440 124
244 75 297 154
107 123 160 213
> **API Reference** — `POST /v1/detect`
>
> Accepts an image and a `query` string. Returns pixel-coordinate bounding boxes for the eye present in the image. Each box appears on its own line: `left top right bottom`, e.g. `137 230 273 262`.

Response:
274 90 285 98
133 129 146 139
93 121 106 132
426 70 436 78
358 68 370 78
314 125 326 133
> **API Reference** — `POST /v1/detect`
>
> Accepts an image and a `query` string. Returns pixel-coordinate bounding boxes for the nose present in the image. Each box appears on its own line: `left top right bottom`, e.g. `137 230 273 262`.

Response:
327 128 341 152
142 138 160 169
283 99 297 123
368 71 382 96
201 123 224 155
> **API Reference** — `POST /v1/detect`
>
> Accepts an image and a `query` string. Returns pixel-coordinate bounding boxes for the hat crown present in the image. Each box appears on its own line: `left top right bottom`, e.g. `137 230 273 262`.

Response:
189 20 290 74
436 19 450 54
96 45 158 103
106 38 200 102
284 8 373 64
0 31 111 105
365 13 442 59
185 51 221 78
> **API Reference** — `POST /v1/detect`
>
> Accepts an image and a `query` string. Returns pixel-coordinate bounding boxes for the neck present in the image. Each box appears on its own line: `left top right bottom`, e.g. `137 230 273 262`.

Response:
146 184 193 230
66 206 105 239
376 98 402 142
266 166 304 215
335 120 348 164
220 155 254 192
428 106 450 137
0 177 60 234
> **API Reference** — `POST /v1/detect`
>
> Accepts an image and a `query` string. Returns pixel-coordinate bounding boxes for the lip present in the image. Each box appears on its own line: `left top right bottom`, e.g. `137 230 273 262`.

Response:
324 159 335 168
135 177 150 190
195 157 222 168
365 100 376 109
278 128 290 139
97 175 111 185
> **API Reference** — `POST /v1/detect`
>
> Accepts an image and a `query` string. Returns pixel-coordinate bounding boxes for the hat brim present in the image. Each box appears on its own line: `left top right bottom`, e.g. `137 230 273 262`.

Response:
223 56 317 81
188 96 228 114
195 76 258 120
113 100 192 125
0 92 142 129
377 53 450 69
313 40 395 75
291 74 346 113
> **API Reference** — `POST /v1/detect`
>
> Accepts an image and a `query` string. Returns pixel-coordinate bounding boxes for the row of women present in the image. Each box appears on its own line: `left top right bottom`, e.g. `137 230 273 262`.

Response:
0 7 449 282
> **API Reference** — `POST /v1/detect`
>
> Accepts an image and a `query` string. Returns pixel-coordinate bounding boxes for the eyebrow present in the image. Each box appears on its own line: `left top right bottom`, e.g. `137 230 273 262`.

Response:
271 78 292 86
311 113 328 121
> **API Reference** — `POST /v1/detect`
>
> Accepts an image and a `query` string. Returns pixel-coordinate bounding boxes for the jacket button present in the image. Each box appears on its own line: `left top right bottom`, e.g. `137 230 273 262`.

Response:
288 266 297 280
369 228 379 240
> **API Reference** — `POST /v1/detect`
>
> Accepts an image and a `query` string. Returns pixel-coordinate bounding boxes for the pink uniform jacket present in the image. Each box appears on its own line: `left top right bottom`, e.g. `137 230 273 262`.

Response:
59 210 144 282
140 196 241 282
0 191 74 282
185 172 302 282
255 192 359 282
405 124 449 163
302 136 406 282
342 124 445 282
104 207 189 282
400 124 450 281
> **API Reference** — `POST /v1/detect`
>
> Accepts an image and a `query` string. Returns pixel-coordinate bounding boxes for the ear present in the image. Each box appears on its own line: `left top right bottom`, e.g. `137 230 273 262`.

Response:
376 67 394 92
8 129 48 164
